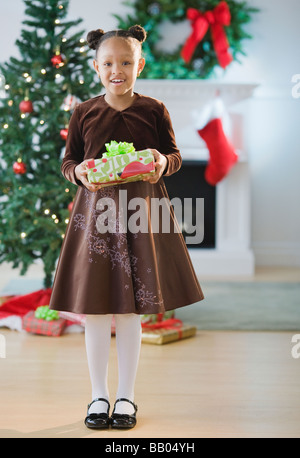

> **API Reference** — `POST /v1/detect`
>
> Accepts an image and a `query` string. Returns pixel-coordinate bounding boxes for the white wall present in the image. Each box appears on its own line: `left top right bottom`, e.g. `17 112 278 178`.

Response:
1 0 299 267
220 0 300 267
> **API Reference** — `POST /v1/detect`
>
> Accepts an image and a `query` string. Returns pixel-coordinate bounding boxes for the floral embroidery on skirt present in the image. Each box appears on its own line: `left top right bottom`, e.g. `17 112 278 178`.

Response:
71 187 164 310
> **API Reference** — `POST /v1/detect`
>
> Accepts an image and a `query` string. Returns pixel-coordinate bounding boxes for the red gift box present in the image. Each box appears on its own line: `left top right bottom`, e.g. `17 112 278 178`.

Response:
22 311 67 337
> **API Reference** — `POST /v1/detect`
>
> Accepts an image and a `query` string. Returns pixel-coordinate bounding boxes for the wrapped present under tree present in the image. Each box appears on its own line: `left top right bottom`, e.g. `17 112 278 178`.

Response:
22 306 66 337
141 318 197 345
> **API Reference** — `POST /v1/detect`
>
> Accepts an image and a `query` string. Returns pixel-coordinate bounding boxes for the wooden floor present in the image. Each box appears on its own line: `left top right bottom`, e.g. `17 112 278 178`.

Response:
0 265 300 438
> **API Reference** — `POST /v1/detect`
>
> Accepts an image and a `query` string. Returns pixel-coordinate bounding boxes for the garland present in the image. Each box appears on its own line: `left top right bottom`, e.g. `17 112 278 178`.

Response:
114 0 258 79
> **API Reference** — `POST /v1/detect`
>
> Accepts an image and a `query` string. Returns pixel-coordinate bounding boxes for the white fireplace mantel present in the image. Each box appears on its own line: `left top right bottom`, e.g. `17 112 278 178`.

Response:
135 79 258 277
135 79 258 105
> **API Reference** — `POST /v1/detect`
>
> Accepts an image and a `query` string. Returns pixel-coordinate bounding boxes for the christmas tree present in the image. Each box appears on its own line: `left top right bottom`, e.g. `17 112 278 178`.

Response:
0 0 98 288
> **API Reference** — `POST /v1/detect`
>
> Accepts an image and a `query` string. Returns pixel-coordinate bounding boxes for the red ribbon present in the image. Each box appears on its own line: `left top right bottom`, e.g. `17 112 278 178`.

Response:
181 1 233 69
142 318 183 339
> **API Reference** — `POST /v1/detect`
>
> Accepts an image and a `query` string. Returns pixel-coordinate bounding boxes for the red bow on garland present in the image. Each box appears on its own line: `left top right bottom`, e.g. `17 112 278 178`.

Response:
181 1 233 69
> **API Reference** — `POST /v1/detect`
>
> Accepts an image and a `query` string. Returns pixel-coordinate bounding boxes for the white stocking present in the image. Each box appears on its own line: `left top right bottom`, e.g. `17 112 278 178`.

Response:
84 313 142 416
114 313 142 415
85 314 113 414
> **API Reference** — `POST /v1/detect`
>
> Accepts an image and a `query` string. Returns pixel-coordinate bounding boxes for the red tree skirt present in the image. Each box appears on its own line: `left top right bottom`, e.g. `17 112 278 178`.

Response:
0 289 52 331
0 289 52 319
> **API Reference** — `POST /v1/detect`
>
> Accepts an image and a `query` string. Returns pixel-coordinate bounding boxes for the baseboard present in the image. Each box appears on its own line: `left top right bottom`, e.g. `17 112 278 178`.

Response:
188 248 255 277
253 242 300 267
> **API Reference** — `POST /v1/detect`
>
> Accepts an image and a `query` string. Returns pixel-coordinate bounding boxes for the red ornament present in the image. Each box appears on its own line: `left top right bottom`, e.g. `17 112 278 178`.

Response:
13 160 27 175
60 128 68 141
51 54 64 68
68 201 74 213
19 99 33 113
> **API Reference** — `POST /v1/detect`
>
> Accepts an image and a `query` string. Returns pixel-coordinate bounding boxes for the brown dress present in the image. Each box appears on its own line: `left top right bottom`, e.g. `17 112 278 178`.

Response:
49 93 204 315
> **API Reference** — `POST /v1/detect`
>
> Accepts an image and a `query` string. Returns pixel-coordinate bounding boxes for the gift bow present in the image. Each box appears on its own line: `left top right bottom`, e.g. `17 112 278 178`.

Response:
35 305 59 321
104 141 135 158
142 318 184 339
181 1 233 69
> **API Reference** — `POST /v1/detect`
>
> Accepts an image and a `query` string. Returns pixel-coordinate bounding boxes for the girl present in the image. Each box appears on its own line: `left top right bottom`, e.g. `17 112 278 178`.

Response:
49 25 204 430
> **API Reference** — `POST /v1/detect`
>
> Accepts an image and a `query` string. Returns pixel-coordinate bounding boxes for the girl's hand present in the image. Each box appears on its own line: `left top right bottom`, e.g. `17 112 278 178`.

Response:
75 160 102 193
143 149 167 184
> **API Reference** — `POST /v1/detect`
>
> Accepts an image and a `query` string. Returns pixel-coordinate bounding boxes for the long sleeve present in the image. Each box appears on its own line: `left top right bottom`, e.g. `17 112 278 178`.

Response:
158 104 182 177
60 95 182 184
61 106 85 186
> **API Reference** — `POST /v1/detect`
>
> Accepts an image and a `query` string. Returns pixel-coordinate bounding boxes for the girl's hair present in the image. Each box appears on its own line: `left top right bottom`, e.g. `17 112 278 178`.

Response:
86 25 147 53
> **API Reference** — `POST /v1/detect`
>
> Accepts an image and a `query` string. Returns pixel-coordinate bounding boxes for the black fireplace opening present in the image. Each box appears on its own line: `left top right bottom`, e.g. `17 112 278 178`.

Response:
164 160 216 249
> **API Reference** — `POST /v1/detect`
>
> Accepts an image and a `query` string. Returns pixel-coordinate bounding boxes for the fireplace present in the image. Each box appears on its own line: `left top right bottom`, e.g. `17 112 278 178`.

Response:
135 79 257 277
164 161 216 249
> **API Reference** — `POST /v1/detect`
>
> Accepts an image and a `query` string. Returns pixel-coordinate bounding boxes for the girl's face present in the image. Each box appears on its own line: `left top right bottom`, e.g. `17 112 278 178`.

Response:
93 37 145 99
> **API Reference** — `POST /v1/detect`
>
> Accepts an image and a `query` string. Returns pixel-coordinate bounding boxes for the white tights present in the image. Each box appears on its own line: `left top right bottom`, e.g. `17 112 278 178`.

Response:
85 313 142 415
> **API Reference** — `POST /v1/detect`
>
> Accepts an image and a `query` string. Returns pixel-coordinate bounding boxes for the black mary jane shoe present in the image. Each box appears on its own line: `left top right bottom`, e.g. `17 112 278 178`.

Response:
84 398 110 430
110 398 138 429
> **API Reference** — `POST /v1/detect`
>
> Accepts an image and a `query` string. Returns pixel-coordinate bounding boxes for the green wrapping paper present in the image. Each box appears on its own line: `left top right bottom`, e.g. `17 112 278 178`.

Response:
86 141 155 187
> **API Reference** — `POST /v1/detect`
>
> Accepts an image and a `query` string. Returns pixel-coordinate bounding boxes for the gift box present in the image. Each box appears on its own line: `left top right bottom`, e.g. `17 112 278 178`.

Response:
141 318 197 345
59 311 86 327
87 141 155 187
109 312 176 336
22 311 67 337
141 311 175 325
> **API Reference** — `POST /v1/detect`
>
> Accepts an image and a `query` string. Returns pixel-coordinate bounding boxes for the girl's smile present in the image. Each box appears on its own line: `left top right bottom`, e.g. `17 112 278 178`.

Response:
110 79 125 85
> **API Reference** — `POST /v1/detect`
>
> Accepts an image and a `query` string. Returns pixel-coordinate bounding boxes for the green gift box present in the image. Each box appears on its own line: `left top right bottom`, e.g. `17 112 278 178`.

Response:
87 141 155 187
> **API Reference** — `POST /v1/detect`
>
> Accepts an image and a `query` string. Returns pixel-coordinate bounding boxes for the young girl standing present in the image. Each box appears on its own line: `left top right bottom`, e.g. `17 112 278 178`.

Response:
49 25 204 430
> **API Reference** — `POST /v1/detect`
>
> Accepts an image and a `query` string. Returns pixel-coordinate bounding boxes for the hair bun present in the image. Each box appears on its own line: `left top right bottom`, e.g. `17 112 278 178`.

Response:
128 25 147 43
86 29 105 50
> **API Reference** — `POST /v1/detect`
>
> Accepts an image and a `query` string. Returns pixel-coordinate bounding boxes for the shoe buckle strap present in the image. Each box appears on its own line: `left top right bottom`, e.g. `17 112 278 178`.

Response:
113 397 138 413
87 398 110 412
